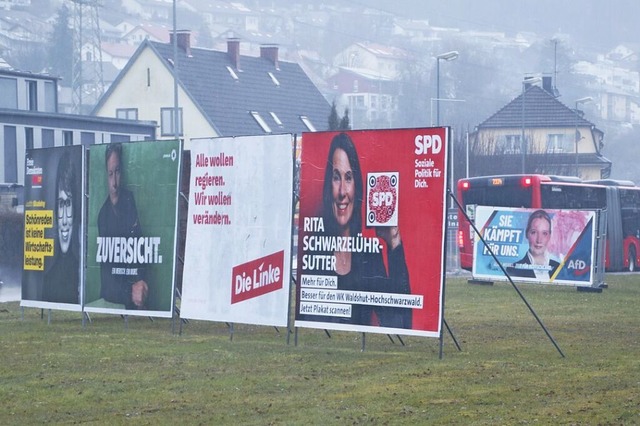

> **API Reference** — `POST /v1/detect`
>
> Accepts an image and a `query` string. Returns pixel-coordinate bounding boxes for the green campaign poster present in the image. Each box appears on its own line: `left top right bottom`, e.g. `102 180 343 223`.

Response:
85 140 181 317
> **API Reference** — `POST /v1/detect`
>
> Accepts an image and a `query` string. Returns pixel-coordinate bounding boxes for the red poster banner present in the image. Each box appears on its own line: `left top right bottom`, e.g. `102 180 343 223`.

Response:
231 250 285 304
295 128 449 337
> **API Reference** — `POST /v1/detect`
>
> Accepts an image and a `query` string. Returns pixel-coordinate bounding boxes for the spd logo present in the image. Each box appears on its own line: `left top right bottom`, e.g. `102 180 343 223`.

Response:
366 172 399 227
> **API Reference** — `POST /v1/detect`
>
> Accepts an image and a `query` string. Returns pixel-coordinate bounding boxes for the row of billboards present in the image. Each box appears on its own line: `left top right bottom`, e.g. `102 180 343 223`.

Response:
20 127 600 339
21 128 450 338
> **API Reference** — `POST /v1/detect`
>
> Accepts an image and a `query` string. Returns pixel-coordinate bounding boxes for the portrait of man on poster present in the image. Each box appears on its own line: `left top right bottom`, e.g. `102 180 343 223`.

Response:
96 143 148 309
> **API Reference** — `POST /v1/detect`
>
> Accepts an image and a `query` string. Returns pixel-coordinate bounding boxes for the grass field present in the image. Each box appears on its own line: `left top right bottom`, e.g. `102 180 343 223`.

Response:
1 275 638 425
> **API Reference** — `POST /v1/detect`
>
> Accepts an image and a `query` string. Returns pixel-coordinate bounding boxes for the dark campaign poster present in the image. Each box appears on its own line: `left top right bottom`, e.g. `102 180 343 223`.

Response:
295 128 448 337
22 145 84 311
85 140 181 317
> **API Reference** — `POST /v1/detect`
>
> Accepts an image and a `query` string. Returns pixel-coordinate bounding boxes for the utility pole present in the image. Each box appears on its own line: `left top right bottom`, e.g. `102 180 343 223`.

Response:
551 38 559 94
71 0 104 114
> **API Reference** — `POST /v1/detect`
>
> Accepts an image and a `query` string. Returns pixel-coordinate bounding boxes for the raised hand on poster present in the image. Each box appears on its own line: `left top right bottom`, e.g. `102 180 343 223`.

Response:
375 226 402 250
131 280 148 308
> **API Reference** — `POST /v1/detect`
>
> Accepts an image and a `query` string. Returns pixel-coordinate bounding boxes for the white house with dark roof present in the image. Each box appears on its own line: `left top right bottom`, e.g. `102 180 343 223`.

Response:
469 77 611 180
92 31 331 149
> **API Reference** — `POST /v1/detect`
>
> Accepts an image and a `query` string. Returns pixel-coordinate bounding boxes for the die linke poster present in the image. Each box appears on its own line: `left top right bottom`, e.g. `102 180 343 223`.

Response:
472 206 596 286
295 128 449 338
180 134 294 327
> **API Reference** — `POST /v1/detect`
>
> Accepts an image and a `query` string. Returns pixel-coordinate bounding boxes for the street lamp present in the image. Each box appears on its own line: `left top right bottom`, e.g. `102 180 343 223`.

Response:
574 96 593 178
430 98 466 126
436 51 459 126
172 0 179 140
521 76 542 173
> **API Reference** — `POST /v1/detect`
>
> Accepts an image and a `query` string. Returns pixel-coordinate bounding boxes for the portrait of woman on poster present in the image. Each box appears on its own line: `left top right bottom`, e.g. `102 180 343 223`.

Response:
507 209 560 280
312 132 412 328
43 151 80 304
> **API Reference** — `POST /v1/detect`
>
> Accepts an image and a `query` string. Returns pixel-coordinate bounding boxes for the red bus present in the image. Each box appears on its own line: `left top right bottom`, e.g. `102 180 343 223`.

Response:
456 174 640 273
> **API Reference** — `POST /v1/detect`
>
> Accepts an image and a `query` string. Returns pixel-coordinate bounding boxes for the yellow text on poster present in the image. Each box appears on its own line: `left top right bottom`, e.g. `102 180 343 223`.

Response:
24 209 54 271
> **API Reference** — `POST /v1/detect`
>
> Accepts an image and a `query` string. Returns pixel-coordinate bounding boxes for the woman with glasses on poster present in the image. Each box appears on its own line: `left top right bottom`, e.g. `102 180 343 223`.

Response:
43 151 80 304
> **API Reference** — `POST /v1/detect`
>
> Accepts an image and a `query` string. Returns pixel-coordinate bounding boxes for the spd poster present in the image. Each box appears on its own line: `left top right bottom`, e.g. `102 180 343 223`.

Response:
85 140 182 317
21 146 84 311
472 206 596 286
180 134 294 327
295 128 448 337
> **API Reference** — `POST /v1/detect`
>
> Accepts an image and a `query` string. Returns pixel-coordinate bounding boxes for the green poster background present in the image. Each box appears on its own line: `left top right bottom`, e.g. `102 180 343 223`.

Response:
86 140 181 314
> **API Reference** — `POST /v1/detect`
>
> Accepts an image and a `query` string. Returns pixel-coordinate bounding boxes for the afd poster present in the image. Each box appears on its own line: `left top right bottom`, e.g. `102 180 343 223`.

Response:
472 206 596 286
294 128 448 338
180 134 294 327
85 140 182 317
21 146 84 311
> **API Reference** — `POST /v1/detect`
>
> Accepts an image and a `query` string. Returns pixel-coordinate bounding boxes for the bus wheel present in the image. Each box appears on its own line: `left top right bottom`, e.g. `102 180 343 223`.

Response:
629 247 637 272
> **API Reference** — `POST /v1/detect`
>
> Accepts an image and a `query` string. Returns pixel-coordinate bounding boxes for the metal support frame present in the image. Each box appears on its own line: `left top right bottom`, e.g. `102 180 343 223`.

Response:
449 189 565 358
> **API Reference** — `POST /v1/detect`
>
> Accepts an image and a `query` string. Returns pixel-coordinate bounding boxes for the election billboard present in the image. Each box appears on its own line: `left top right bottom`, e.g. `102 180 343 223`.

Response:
295 128 449 337
472 206 596 286
85 140 182 317
21 145 85 311
180 134 294 327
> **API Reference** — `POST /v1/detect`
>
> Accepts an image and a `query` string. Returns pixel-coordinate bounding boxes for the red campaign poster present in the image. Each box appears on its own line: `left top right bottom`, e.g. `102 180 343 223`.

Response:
295 128 449 337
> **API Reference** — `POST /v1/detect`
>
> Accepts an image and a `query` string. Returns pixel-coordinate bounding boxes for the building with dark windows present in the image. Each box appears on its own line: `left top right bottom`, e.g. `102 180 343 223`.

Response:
0 69 157 192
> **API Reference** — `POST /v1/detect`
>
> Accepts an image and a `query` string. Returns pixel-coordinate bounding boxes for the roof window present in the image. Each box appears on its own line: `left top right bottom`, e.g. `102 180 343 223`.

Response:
250 111 272 133
300 115 316 132
270 112 283 126
226 66 239 80
268 71 280 86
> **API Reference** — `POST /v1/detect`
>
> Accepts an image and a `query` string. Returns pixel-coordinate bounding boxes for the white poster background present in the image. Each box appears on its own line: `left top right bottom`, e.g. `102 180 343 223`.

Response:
180 134 294 326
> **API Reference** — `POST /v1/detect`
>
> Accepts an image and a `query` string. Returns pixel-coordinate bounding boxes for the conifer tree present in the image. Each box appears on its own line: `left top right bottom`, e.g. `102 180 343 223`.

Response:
47 4 74 84
328 101 340 130
339 108 351 130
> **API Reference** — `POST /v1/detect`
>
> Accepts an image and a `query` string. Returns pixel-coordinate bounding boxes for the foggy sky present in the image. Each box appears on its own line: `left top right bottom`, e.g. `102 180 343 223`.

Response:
343 0 640 50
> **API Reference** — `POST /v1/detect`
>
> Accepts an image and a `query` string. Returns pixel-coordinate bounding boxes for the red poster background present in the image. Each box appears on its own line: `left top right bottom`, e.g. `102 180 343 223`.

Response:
297 128 448 334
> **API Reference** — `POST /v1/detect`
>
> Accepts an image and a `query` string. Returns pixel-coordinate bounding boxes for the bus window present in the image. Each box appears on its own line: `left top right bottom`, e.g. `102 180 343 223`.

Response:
539 185 567 209
541 184 607 210
620 188 640 239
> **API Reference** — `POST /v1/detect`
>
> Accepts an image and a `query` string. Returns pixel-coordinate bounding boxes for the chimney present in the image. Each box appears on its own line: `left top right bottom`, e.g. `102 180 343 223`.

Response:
542 75 553 94
170 30 191 57
260 44 279 70
227 38 241 70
